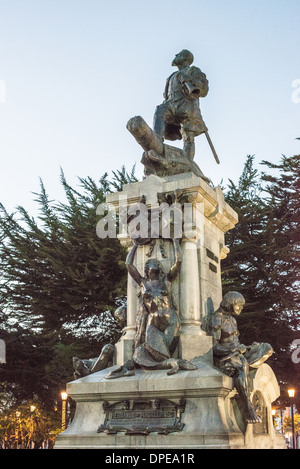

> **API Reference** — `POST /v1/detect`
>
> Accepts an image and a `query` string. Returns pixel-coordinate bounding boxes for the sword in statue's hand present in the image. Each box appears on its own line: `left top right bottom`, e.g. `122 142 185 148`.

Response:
204 130 220 165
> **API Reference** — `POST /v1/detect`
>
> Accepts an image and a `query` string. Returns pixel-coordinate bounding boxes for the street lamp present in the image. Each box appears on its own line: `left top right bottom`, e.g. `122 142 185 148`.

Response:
15 411 22 449
61 392 68 431
29 405 36 449
288 388 296 449
271 408 276 426
288 389 295 398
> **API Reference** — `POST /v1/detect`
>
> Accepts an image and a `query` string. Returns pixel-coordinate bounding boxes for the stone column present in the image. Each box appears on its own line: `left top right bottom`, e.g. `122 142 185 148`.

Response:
179 238 201 328
178 237 212 361
106 173 238 366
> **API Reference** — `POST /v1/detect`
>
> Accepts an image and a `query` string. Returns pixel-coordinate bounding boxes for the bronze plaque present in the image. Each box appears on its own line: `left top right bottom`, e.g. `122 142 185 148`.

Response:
97 398 186 435
252 391 268 434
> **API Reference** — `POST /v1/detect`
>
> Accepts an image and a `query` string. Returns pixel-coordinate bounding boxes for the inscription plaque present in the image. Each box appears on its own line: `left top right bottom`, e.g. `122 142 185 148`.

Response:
97 398 186 435
209 262 217 273
252 391 268 434
206 248 219 264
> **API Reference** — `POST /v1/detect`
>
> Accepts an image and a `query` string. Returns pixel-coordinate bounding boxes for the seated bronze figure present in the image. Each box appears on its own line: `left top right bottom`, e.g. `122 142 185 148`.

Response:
208 291 273 423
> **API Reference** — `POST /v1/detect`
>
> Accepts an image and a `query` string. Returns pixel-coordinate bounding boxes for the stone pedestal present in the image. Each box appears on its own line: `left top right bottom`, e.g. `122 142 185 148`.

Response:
55 360 286 449
55 173 286 450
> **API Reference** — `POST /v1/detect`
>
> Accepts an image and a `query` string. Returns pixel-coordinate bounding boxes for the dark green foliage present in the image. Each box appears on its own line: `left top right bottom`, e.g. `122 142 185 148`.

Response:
0 167 137 408
222 153 300 386
0 150 299 411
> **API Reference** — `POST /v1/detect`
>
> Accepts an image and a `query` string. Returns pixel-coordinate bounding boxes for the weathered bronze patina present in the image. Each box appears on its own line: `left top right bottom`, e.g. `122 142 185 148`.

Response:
153 49 208 160
97 398 186 435
206 291 273 424
105 239 196 379
126 49 220 181
72 305 127 378
127 116 210 181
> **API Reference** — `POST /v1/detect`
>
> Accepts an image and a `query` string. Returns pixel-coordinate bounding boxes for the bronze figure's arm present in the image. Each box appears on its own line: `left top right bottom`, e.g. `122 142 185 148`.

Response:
126 243 142 286
167 238 183 282
163 72 176 100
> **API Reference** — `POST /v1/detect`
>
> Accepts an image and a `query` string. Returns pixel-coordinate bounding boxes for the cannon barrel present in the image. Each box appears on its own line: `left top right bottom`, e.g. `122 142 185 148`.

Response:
126 116 164 155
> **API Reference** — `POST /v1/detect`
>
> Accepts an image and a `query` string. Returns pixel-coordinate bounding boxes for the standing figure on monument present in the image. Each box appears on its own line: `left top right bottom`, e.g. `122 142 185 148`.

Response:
127 239 181 365
208 291 274 424
106 239 196 378
153 49 209 159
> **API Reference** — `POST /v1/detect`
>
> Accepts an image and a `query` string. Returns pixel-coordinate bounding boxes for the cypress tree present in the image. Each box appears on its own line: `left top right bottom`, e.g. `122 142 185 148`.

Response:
0 167 137 407
222 153 300 385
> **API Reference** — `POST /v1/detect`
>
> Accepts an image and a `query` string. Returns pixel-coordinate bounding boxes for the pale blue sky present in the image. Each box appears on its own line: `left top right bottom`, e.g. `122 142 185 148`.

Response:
0 0 299 217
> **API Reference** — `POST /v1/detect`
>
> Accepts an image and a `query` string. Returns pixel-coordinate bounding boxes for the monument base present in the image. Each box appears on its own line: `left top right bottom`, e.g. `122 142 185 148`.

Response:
55 359 286 450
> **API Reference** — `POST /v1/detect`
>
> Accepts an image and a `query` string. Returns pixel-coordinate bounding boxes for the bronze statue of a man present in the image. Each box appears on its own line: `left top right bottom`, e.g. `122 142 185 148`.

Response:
153 49 209 159
208 292 273 424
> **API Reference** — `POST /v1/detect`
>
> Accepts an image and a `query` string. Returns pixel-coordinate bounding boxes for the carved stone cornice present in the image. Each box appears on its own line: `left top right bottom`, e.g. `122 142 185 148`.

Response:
106 173 238 234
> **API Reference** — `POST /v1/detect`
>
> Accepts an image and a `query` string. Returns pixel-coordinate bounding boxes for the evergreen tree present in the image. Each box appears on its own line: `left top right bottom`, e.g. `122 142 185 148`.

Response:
0 167 137 407
260 154 299 326
260 153 300 385
222 153 300 385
